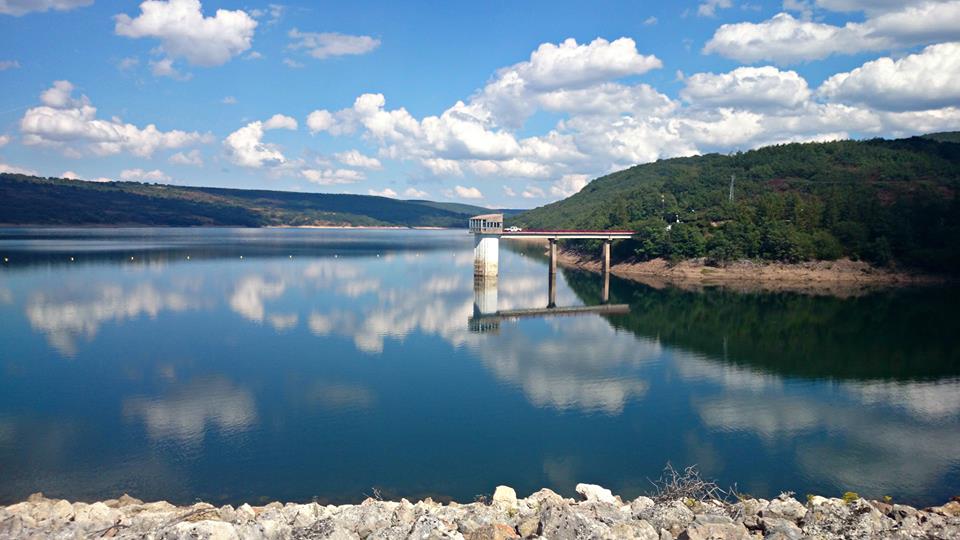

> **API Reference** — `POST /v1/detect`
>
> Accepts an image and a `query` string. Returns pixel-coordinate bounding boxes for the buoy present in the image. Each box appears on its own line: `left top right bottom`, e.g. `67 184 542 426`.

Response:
240 255 244 259
130 256 134 261
3 257 7 263
70 257 74 262
186 256 190 260
289 255 293 259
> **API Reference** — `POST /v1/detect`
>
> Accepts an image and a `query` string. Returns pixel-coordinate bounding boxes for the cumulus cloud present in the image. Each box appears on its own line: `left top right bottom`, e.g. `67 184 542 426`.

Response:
335 149 382 169
704 3 960 64
60 170 112 182
168 149 203 166
115 0 257 66
221 96 237 105
0 134 9 147
301 168 364 185
367 187 397 197
223 121 286 168
0 0 90 16
149 57 191 80
263 113 298 130
403 187 428 198
698 0 732 17
0 161 37 175
818 42 960 111
521 185 545 198
287 29 380 59
120 168 171 182
681 66 811 109
451 185 482 199
550 174 590 197
20 81 210 157
0 60 20 70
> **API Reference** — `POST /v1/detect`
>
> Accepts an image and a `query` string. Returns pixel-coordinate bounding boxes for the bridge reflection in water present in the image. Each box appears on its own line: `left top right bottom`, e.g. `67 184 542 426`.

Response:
468 271 629 333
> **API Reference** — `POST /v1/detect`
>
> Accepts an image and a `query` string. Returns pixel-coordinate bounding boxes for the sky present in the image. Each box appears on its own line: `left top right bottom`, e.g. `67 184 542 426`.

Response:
1 0 959 208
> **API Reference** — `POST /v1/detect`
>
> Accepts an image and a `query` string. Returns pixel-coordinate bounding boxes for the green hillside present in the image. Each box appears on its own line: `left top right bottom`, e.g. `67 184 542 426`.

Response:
516 134 960 271
0 174 500 228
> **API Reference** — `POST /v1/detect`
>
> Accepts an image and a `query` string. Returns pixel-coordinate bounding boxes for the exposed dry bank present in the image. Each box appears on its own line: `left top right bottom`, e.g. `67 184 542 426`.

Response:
556 247 947 291
3 485 959 539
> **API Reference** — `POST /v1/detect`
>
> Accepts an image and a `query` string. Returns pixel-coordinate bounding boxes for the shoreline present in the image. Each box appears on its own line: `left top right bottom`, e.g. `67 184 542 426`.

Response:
3 486 958 539
555 248 949 294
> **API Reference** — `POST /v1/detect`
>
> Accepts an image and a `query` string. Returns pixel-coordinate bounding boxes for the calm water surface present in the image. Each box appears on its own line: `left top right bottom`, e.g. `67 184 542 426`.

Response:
0 228 958 506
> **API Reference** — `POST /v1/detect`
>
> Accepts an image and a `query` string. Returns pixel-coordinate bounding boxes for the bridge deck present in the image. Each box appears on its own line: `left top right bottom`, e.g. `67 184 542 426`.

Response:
499 230 633 240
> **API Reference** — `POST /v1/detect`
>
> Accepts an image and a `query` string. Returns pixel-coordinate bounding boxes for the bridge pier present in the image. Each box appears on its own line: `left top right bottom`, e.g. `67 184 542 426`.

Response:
548 238 557 275
602 240 611 274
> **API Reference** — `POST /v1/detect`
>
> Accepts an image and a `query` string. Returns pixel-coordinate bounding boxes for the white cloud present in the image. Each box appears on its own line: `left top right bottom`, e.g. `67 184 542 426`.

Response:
521 185 545 199
263 113 298 130
643 16 657 25
403 187 428 198
120 168 171 182
818 42 960 111
681 66 811 109
335 149 382 169
704 3 960 64
507 37 661 91
550 174 590 197
115 0 257 66
250 3 282 24
117 57 139 70
0 0 90 16
0 161 37 175
503 186 516 197
244 51 263 60
301 168 364 185
20 81 210 157
287 29 380 59
698 0 732 17
0 135 9 147
223 120 286 168
221 96 237 105
367 187 397 198
451 185 482 199
0 60 20 70
169 148 203 166
282 58 304 69
60 171 113 182
149 57 191 80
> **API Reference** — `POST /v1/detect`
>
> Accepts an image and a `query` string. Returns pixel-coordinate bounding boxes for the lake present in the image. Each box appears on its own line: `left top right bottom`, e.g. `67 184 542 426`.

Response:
0 228 958 507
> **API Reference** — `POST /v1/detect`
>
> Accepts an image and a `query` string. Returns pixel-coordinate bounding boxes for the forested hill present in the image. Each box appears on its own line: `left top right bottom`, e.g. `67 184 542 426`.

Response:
0 174 514 228
516 133 960 271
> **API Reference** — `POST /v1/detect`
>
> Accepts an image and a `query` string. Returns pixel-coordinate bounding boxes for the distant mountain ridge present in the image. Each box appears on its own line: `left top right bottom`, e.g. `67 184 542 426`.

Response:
515 133 960 271
0 174 517 228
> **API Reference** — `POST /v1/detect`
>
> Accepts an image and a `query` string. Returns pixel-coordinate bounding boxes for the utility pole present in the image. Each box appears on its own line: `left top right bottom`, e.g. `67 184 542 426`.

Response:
729 174 735 203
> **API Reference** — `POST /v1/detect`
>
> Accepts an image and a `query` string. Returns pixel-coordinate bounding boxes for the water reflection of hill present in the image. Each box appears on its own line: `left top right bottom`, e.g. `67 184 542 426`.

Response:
563 270 960 381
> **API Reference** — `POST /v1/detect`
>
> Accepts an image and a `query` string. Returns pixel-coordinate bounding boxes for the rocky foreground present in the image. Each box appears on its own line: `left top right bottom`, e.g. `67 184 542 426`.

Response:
2 485 959 540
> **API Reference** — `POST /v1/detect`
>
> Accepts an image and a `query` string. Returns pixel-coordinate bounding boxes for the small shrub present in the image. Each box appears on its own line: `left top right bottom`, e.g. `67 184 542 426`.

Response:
842 491 860 504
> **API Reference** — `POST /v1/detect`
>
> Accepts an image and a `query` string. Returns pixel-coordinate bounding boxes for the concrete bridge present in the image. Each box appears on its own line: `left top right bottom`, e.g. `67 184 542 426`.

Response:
469 213 633 278
468 214 634 331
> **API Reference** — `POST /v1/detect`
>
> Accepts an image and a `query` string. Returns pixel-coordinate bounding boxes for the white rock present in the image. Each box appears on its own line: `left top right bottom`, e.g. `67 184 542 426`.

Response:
575 483 618 505
492 486 518 510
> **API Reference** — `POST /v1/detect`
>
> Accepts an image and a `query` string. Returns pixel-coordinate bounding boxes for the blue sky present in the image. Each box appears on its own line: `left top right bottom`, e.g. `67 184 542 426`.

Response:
1 0 959 208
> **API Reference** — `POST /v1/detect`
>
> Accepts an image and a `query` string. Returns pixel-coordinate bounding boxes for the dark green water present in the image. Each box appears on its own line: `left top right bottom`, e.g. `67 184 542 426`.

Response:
0 228 957 506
